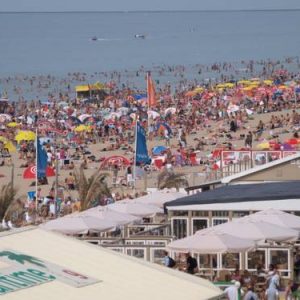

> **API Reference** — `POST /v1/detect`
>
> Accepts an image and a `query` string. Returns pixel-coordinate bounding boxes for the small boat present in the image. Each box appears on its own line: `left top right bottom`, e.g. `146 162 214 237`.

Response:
91 36 98 41
134 34 146 39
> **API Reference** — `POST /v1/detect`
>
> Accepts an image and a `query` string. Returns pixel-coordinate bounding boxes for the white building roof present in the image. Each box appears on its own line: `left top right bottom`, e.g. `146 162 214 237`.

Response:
221 153 300 184
167 199 300 212
0 227 222 300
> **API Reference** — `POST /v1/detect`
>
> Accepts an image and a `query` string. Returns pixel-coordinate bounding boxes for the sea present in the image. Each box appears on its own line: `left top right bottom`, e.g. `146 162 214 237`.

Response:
0 10 300 98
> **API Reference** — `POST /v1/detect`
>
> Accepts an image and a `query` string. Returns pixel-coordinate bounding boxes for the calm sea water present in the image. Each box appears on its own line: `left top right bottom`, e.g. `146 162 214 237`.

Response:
0 10 300 76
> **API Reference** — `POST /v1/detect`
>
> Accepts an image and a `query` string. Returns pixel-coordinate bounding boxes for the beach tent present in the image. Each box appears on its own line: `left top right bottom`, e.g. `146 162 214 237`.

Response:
40 215 116 235
167 228 255 253
108 200 163 217
248 209 300 231
78 206 141 226
133 191 186 208
0 227 222 300
100 155 131 169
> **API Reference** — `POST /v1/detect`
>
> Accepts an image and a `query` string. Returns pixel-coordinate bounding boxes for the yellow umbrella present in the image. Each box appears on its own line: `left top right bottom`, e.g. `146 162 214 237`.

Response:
256 142 270 150
74 125 91 132
15 130 36 143
4 141 16 153
193 87 204 93
237 80 251 85
7 122 20 128
0 136 7 143
263 80 273 85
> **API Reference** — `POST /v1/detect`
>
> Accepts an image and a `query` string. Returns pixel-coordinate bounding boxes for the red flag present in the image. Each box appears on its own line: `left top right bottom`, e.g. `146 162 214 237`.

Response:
147 72 156 108
23 165 55 179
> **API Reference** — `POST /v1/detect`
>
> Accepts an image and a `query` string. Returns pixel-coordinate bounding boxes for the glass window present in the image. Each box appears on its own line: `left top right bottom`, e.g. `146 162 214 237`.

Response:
192 219 208 234
212 218 229 226
192 211 209 217
172 218 188 239
222 253 240 269
212 211 229 217
199 254 218 269
232 211 249 218
126 248 145 259
172 211 188 217
151 249 166 265
270 249 289 270
247 250 266 270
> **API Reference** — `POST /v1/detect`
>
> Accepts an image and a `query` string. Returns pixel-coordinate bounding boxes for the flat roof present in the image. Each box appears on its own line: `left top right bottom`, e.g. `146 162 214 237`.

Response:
0 227 222 300
165 181 300 210
167 199 300 212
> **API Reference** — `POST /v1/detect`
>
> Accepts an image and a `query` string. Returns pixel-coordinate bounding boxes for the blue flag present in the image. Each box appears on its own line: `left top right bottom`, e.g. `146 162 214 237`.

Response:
37 137 48 178
136 121 151 165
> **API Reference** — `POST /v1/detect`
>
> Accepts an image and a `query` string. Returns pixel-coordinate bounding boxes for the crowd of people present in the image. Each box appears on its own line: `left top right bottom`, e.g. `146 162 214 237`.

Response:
0 57 299 223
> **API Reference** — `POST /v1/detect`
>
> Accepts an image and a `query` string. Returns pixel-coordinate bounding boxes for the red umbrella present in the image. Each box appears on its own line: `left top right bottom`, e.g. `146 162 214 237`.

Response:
23 165 55 179
286 138 299 145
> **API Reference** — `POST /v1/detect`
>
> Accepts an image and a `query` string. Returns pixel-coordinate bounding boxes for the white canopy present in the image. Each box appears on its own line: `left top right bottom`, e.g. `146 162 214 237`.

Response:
78 206 141 226
40 215 116 235
0 228 222 300
248 208 300 231
108 200 163 217
133 191 185 208
167 228 255 253
213 217 298 243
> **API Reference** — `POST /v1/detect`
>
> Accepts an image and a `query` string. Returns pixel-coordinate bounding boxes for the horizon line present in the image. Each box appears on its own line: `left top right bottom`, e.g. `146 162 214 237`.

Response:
1 8 300 13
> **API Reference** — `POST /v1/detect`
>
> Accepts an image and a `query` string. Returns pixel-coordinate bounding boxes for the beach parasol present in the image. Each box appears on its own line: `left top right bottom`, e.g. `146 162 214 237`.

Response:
74 125 91 132
248 209 300 231
152 145 167 155
78 206 141 226
167 228 255 253
23 165 55 179
213 217 298 243
7 122 20 128
256 141 270 150
15 130 36 143
40 215 116 235
108 200 163 217
0 114 12 122
133 191 186 208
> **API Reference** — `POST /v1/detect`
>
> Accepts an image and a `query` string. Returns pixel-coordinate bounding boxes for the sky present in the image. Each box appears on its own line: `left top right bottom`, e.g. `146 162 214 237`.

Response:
1 0 300 12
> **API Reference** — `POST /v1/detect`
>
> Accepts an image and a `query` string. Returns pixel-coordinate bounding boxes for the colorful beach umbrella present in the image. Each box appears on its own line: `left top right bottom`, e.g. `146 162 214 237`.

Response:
15 130 36 143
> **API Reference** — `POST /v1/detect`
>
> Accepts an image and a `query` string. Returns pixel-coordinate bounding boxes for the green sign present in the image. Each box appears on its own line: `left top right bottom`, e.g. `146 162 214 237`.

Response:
0 250 100 295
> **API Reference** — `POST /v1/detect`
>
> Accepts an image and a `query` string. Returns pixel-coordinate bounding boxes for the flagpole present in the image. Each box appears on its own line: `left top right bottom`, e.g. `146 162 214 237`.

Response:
146 71 150 136
35 128 38 212
133 119 138 192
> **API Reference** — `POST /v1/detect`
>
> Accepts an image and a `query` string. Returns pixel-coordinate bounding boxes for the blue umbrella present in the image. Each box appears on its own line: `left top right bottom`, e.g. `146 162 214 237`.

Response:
152 146 167 155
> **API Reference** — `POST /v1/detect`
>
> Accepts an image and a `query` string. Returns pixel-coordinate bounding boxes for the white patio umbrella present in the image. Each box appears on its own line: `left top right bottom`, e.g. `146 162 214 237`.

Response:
78 114 91 122
212 217 298 243
167 228 255 253
78 206 141 226
40 215 116 235
248 209 300 231
108 200 163 217
133 191 185 208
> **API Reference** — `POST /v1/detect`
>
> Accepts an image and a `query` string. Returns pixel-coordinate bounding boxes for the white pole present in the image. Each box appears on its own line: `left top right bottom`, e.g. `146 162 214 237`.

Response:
133 119 138 191
35 128 38 212
146 71 150 136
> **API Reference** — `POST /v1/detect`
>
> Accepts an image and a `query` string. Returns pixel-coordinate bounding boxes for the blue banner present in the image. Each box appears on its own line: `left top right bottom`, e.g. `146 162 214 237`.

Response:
136 122 151 165
37 137 48 178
